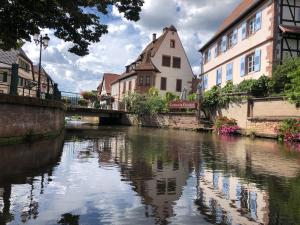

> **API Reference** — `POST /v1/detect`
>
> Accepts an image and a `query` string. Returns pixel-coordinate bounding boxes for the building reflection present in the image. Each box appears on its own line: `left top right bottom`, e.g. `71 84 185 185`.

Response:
0 134 64 225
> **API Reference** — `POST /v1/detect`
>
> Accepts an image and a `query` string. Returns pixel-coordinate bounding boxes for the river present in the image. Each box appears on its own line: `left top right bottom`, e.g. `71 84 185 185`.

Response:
0 126 299 225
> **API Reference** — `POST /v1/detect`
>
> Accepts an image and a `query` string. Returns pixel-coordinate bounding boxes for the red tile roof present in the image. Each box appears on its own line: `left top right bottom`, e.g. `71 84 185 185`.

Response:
199 0 266 52
98 73 119 95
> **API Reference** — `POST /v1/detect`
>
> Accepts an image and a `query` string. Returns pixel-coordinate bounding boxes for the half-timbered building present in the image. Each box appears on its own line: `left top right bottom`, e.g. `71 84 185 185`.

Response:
199 0 300 90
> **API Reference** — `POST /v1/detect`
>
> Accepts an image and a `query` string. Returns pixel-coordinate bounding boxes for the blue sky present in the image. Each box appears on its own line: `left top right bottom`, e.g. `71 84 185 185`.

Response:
23 0 241 92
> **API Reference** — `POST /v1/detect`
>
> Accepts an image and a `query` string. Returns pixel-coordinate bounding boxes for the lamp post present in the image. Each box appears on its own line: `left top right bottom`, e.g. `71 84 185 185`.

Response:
33 33 50 98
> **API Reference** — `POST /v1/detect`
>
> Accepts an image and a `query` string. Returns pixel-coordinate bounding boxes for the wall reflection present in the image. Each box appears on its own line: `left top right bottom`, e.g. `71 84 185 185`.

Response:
0 133 64 225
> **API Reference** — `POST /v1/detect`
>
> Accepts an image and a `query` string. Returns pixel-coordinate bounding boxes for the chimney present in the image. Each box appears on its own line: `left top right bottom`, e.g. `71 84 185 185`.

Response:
152 33 157 42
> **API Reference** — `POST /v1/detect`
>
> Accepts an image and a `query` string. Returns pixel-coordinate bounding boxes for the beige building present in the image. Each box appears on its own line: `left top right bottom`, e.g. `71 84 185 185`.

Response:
199 0 300 90
33 65 55 98
97 73 119 109
111 25 194 110
0 48 35 96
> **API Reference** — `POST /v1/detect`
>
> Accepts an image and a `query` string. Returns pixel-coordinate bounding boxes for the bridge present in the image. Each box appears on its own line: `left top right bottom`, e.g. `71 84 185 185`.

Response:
61 91 126 125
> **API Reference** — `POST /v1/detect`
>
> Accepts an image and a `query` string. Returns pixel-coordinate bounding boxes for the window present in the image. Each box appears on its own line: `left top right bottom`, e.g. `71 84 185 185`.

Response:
0 71 8 82
128 81 132 92
215 41 222 57
18 59 30 72
157 179 166 195
246 53 255 74
173 57 181 68
203 74 208 90
18 77 25 86
139 76 144 85
226 63 233 81
122 82 126 94
146 75 150 85
176 79 182 92
170 39 175 48
247 16 256 36
227 31 234 49
167 178 176 195
203 51 208 64
162 55 171 67
216 68 222 85
160 77 167 90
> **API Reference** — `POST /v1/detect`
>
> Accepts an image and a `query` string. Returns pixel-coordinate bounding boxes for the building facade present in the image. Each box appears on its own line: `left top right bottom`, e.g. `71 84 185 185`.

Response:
111 25 194 110
0 49 35 96
97 73 119 109
33 65 55 98
199 0 300 90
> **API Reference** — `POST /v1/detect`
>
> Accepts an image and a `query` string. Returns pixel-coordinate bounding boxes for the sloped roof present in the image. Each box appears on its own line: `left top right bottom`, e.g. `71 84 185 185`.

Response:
112 26 178 84
0 48 32 66
99 73 119 94
199 0 265 52
279 24 300 34
33 65 54 83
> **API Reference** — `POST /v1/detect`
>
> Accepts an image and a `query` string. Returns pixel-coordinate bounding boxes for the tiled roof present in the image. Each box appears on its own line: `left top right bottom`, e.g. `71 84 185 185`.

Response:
199 0 265 51
100 73 120 94
0 48 32 66
33 65 54 82
111 26 177 84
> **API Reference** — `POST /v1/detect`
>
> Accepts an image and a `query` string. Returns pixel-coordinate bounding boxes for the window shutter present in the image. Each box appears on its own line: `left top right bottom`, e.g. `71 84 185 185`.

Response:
222 36 227 52
233 29 238 45
241 22 247 40
254 49 261 72
203 74 208 89
240 56 246 77
255 11 262 31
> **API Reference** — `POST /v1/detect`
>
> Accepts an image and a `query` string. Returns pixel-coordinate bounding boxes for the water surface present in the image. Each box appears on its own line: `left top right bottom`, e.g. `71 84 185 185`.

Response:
0 127 300 225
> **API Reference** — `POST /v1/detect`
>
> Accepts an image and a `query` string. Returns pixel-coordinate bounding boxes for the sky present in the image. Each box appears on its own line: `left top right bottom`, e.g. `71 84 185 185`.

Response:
23 0 241 92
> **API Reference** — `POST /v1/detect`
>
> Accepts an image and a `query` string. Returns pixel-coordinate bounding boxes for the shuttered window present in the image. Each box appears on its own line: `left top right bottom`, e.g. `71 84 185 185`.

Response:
226 63 233 81
176 79 182 92
162 55 171 67
146 75 151 85
128 81 132 92
216 68 222 85
173 57 181 68
160 77 167 90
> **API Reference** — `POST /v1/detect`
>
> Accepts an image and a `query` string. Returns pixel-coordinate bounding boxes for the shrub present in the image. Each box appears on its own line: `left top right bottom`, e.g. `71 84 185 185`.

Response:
165 92 179 102
276 118 300 142
202 86 222 110
285 66 300 107
188 93 197 101
78 99 89 107
80 91 97 101
272 57 300 93
215 116 240 136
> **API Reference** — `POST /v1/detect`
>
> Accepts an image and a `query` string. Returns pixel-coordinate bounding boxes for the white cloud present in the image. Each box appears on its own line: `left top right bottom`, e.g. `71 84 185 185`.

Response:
22 0 241 92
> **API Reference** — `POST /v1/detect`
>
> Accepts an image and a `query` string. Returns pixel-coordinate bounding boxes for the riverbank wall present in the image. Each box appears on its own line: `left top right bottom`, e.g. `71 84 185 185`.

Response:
0 94 66 144
121 113 210 131
212 97 300 138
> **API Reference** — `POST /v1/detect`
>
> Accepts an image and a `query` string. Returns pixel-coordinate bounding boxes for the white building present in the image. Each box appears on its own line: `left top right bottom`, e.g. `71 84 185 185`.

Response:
111 25 194 110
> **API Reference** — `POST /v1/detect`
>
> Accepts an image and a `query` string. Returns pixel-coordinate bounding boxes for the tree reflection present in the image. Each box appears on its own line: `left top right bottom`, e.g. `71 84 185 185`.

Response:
58 213 80 225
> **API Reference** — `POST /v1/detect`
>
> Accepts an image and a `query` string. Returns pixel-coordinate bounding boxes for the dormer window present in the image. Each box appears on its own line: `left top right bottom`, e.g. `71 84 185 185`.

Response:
18 59 30 72
170 40 175 48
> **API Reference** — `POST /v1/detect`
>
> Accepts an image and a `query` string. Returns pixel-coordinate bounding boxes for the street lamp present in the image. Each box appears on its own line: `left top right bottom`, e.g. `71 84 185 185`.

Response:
33 33 50 98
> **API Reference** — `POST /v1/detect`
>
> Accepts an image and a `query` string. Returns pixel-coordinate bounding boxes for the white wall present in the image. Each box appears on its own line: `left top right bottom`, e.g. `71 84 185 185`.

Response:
152 30 194 95
202 0 274 90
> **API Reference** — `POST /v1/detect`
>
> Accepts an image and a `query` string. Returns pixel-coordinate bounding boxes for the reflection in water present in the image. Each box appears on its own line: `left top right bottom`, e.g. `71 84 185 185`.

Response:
0 127 300 225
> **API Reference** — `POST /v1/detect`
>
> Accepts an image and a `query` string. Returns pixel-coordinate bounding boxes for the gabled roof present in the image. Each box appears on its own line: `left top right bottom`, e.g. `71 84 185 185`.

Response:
99 73 120 95
0 48 32 66
199 0 266 52
33 65 54 83
111 26 178 84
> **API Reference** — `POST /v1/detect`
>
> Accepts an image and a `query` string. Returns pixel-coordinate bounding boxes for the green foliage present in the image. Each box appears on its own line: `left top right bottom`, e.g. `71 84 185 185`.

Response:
272 57 300 93
202 86 222 110
123 91 168 116
285 66 300 107
80 91 97 101
276 118 300 142
235 75 273 97
78 99 88 107
0 1 144 56
165 92 179 102
188 93 197 101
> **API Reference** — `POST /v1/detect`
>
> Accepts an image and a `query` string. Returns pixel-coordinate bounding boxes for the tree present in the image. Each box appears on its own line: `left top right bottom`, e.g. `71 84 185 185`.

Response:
285 66 300 107
0 0 144 56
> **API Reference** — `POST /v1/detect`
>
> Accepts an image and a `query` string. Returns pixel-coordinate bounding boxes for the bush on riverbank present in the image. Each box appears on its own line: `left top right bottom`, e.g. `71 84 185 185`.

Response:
276 118 300 142
215 116 240 136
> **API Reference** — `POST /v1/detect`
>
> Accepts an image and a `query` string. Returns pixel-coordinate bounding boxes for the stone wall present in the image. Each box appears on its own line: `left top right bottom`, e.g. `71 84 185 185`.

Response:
121 113 202 130
217 97 300 138
0 94 66 142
